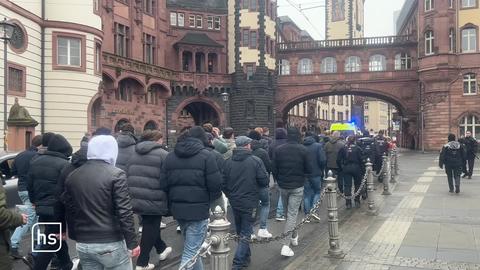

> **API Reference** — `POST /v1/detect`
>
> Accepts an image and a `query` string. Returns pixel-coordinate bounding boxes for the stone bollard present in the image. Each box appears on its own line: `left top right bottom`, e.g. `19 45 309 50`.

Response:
325 171 345 258
365 159 378 215
381 155 391 195
209 206 231 270
389 150 397 184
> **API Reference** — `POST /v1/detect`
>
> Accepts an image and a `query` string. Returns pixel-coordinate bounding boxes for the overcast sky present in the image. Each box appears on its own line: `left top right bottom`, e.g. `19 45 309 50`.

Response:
277 0 407 40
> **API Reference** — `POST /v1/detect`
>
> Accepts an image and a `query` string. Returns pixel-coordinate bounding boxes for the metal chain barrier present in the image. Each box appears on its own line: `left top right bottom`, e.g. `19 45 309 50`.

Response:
371 156 388 178
178 238 212 270
225 187 328 244
337 172 368 200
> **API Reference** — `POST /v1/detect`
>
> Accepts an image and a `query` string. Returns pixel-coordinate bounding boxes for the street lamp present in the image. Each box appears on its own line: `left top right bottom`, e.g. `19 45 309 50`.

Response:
220 92 229 127
0 18 15 151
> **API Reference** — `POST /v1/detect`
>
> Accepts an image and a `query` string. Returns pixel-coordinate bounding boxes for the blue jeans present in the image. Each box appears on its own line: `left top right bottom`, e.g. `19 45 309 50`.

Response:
76 240 132 270
232 209 254 269
258 187 270 229
276 184 284 217
303 176 322 214
10 191 37 249
177 219 208 270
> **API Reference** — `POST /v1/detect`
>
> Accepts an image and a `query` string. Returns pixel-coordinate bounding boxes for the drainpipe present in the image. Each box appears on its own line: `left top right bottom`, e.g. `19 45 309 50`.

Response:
40 0 45 133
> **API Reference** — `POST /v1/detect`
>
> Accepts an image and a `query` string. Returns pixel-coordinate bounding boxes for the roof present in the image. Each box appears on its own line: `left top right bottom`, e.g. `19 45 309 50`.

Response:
396 0 417 34
167 0 227 12
175 33 223 48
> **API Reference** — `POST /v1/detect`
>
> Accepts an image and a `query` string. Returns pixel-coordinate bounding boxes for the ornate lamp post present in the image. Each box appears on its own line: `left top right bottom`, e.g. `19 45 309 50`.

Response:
0 18 15 151
220 92 229 127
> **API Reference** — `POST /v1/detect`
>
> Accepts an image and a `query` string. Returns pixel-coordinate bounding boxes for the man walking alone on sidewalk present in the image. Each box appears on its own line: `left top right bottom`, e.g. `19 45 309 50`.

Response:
439 134 466 193
272 127 312 257
461 131 478 179
223 136 269 270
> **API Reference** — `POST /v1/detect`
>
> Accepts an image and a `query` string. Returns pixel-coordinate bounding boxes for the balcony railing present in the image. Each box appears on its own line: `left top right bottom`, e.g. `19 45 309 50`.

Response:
278 35 416 51
102 52 174 80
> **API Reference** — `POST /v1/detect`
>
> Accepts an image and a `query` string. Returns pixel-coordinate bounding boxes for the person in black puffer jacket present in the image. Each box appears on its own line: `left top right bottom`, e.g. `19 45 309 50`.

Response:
126 130 171 268
223 136 269 269
248 130 273 238
28 134 73 270
116 123 137 172
303 132 326 217
439 134 466 193
268 128 288 221
160 126 222 270
272 127 312 257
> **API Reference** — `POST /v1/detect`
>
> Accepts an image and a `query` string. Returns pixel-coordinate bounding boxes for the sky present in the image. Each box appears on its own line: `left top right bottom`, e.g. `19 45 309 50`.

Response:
277 0 407 40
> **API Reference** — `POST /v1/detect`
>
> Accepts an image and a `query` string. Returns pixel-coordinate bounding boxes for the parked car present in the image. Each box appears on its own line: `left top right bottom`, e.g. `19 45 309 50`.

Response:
0 151 21 208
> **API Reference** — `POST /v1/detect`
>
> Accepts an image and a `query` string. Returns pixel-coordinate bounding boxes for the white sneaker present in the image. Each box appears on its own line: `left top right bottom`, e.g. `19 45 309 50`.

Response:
275 216 286 221
176 226 181 233
281 245 294 257
135 263 155 270
72 258 80 270
251 234 257 240
257 229 272 238
138 226 143 233
160 222 166 229
291 235 299 246
159 247 172 261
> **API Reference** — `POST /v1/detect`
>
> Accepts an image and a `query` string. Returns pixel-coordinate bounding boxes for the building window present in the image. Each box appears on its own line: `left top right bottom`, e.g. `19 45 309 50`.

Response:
250 31 257 49
207 16 214 29
369 54 386 71
345 96 349 106
364 115 369 124
297 58 313 74
196 15 203 28
345 110 349 121
394 53 412 70
57 36 81 66
462 0 476 8
143 0 155 15
332 96 336 105
242 0 249 9
364 102 369 110
425 0 434 11
303 102 307 117
145 89 158 105
280 59 290 75
117 83 133 102
114 23 130 57
425 31 434 55
338 95 344 105
95 41 101 74
463 73 477 94
449 0 454 7
449 28 456 52
331 109 336 121
242 29 249 47
459 115 480 139
462 28 477 53
143 33 156 64
321 57 337 73
338 112 343 121
189 15 195 27
170 12 177 25
345 56 361 72
214 17 221 30
249 0 257 11
7 64 25 95
178 13 185 27
246 64 255 80
93 0 100 14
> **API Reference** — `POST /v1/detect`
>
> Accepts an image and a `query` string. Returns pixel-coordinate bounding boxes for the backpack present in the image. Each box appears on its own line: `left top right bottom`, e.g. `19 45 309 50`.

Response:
444 146 461 165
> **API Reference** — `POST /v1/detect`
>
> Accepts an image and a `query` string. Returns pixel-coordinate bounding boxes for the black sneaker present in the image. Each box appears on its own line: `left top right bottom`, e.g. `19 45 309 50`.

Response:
462 174 467 178
22 254 34 270
455 186 460 193
10 248 22 260
468 175 472 179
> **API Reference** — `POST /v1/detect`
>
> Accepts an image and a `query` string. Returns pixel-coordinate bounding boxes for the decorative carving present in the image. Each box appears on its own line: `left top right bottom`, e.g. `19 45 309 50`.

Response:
423 91 448 106
330 82 352 92
7 98 38 127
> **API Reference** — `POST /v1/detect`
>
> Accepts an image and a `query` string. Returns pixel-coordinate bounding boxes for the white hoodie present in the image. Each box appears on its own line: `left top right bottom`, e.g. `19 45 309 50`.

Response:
87 135 118 165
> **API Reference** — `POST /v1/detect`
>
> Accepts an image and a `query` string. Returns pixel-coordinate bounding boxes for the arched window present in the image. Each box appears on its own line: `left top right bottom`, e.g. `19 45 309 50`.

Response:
369 54 386 71
144 120 158 131
425 30 434 55
91 98 101 130
463 73 477 94
280 59 290 75
462 28 477 53
145 88 158 105
321 57 337 73
459 115 480 139
395 53 412 70
114 119 130 133
297 58 313 74
345 56 361 72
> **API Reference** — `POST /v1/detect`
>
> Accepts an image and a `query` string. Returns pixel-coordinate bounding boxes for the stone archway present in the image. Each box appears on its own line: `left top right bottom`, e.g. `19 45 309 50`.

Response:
172 97 225 132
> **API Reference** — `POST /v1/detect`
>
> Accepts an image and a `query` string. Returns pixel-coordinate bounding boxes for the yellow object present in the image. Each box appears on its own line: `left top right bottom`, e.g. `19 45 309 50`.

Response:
329 122 356 132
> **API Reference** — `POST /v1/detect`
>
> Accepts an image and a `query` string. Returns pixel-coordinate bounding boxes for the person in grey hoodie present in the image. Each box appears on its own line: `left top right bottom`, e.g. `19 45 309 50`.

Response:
439 134 466 193
324 131 345 193
116 123 137 172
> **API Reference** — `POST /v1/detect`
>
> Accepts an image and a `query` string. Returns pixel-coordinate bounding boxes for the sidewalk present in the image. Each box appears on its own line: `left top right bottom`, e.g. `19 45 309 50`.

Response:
284 151 480 270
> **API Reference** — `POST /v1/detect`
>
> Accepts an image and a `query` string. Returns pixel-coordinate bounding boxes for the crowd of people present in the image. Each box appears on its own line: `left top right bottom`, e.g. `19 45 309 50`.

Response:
1 123 402 270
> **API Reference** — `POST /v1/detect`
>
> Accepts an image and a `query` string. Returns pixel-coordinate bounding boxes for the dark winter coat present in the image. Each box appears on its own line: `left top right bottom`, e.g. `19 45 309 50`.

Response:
324 137 345 169
337 143 364 172
0 184 23 248
223 148 269 213
126 141 169 216
116 132 137 172
251 140 272 174
28 134 72 218
272 130 312 189
303 136 326 177
439 141 466 168
462 136 479 160
160 137 223 221
11 146 38 191
268 128 288 159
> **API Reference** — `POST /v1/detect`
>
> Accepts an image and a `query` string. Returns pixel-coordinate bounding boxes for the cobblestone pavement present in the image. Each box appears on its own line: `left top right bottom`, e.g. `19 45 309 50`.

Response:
284 150 480 270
